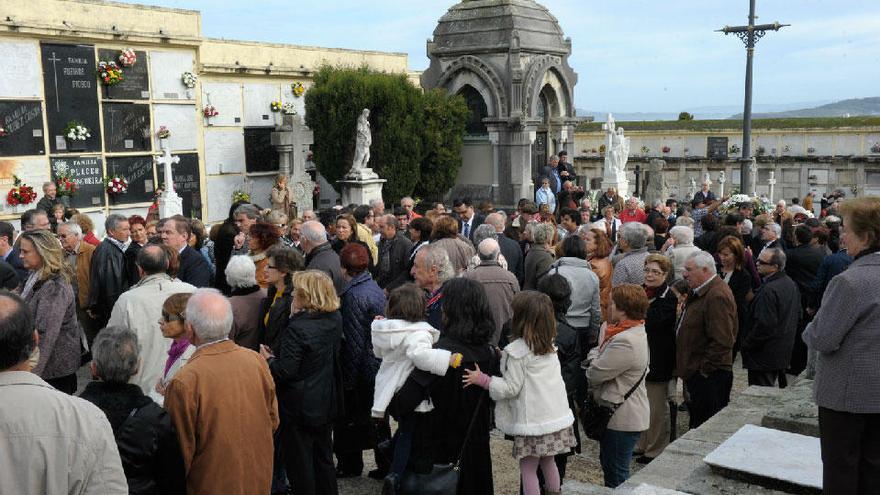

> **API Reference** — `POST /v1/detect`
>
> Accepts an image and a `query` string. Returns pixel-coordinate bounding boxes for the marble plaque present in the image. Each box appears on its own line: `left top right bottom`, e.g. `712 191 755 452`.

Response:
51 156 105 209
0 156 50 214
41 43 102 153
204 128 245 175
202 82 242 127
149 50 195 100
703 424 821 490
243 83 280 127
206 175 246 222
0 101 45 156
98 49 150 100
0 40 42 98
152 104 198 151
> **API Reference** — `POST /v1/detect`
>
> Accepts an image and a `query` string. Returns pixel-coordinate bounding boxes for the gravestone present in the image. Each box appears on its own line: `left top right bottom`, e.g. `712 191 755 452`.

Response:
0 40 42 98
707 137 729 160
97 49 149 100
201 82 242 127
0 101 45 156
102 103 151 152
51 156 105 208
172 152 201 219
149 51 195 100
271 113 314 212
152 104 198 151
204 128 245 175
244 127 279 173
41 43 102 153
243 83 280 127
642 159 668 208
106 156 155 205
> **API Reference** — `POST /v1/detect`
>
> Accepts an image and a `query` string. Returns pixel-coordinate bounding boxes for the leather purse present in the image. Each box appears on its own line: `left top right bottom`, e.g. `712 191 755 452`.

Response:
581 368 646 441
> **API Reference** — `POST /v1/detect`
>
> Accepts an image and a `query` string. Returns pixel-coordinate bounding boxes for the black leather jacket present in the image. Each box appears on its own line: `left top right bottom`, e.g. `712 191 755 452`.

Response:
87 239 129 323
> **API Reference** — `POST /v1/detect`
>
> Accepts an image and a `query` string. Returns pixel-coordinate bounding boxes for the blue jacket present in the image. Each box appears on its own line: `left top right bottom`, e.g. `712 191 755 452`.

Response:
338 271 385 388
807 249 853 309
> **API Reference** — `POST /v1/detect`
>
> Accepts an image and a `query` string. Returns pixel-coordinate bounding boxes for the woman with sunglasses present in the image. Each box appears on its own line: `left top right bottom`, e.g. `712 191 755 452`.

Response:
150 292 194 406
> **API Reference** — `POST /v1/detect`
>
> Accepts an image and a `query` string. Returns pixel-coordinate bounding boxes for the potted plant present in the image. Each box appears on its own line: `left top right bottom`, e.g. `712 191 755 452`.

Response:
807 147 816 154
729 144 741 154
63 121 91 151
232 190 251 203
598 144 606 154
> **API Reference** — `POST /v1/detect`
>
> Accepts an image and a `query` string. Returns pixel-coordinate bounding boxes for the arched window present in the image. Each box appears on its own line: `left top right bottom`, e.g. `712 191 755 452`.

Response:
459 85 488 135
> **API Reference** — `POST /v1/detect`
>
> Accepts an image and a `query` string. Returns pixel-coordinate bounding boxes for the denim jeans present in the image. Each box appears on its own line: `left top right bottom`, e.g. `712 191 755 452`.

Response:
599 429 641 488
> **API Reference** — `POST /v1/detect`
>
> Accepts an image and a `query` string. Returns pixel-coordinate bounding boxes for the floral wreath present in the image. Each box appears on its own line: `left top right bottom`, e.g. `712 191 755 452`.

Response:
7 175 37 206
203 105 219 118
281 102 296 115
104 175 129 195
118 48 137 67
96 61 124 86
291 82 305 98
181 72 198 89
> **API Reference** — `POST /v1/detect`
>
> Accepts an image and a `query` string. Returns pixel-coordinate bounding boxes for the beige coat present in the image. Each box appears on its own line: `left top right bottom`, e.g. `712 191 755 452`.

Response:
586 325 650 432
165 340 279 495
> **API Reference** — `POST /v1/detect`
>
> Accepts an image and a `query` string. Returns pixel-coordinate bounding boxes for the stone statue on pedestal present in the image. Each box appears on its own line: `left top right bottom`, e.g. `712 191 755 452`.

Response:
601 114 630 198
347 109 378 180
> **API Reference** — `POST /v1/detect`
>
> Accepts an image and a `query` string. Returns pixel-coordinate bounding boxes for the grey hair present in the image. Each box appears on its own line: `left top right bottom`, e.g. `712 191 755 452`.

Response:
653 200 664 209
421 244 455 282
531 222 555 245
484 212 505 231
265 210 288 225
59 221 83 238
477 238 500 261
225 255 257 289
765 247 787 270
105 213 128 233
687 250 717 275
233 204 261 220
300 221 327 244
621 222 647 249
741 219 753 235
186 288 234 343
383 214 398 229
675 216 695 229
766 222 782 237
400 196 414 205
369 198 384 208
472 224 497 248
669 225 694 245
92 326 140 384
577 224 592 238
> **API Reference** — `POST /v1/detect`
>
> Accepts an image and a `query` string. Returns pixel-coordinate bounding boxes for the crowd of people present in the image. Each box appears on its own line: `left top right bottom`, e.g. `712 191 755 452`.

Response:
0 167 878 494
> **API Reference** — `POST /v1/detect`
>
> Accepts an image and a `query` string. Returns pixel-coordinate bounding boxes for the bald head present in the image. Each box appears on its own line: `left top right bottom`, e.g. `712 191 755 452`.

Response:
300 221 327 253
477 238 500 262
186 288 233 345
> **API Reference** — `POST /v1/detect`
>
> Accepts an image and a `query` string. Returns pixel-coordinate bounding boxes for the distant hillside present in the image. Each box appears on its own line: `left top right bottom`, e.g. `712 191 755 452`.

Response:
729 97 880 119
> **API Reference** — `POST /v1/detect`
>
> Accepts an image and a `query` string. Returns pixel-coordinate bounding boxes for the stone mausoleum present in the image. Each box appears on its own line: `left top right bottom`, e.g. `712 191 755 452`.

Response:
422 0 579 205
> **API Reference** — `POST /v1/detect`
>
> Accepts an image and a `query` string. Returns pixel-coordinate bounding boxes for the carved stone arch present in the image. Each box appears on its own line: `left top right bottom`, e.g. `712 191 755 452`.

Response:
436 56 507 117
523 56 574 118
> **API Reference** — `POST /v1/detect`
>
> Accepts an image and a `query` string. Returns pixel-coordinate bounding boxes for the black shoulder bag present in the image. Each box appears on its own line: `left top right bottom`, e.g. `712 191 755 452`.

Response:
399 391 486 495
581 368 647 441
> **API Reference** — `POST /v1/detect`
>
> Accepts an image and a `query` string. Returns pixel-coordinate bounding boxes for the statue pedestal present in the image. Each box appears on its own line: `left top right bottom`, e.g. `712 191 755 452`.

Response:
158 191 183 218
601 174 630 199
338 175 386 206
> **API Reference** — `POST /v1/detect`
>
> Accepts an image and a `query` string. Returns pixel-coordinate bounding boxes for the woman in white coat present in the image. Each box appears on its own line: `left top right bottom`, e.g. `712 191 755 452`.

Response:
586 284 650 488
149 292 195 405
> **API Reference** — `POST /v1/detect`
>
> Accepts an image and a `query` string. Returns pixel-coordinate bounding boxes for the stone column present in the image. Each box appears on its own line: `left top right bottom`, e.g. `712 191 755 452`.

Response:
504 127 537 203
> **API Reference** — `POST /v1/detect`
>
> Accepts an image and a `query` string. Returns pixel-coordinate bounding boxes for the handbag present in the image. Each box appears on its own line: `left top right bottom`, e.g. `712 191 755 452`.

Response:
398 392 486 495
581 368 647 441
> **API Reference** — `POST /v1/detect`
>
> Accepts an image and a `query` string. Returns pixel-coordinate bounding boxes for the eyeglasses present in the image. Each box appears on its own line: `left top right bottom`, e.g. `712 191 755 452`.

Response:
644 268 665 276
755 259 773 266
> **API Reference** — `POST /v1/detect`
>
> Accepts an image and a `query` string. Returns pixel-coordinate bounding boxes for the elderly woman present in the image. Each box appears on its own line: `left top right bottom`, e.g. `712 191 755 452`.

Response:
248 221 281 288
261 270 343 495
522 222 556 290
586 284 650 488
79 326 185 494
585 227 614 322
803 197 880 494
148 293 194 407
634 254 678 464
666 225 701 281
258 245 304 355
430 216 475 275
226 255 268 351
335 242 388 478
19 229 82 394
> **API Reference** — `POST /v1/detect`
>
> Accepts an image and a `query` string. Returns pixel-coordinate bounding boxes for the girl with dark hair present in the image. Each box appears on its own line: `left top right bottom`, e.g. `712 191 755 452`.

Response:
464 291 576 495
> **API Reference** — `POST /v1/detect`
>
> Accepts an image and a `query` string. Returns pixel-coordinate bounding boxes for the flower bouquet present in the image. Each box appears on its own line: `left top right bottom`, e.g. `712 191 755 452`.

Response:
718 193 772 216
871 143 880 154
203 105 219 118
104 175 129 195
157 126 171 139
291 82 305 97
640 145 650 155
281 102 296 115
96 61 124 86
662 145 671 154
7 176 37 206
729 144 741 154
63 121 91 141
0 126 6 137
270 101 283 113
118 48 137 67
181 72 198 89
232 190 250 203
53 163 78 197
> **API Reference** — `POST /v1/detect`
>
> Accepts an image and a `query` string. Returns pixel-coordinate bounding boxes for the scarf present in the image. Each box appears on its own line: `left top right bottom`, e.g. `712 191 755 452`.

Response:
165 338 191 377
20 272 39 300
601 319 645 347
643 284 662 301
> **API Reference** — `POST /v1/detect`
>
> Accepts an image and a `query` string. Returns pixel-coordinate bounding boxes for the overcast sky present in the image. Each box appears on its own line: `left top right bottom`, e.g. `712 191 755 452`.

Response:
118 0 879 113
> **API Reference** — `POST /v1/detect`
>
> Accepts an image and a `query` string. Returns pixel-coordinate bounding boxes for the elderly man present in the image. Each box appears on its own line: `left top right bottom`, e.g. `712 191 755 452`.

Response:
165 289 279 495
58 221 97 341
759 222 782 257
598 187 624 215
463 238 519 345
485 212 523 285
301 221 344 293
772 199 793 226
375 215 412 291
612 222 651 287
36 181 61 220
232 204 261 256
0 292 127 494
743 248 800 387
108 245 196 394
619 196 647 224
370 198 386 220
400 196 421 225
411 244 455 331
160 215 212 288
693 179 717 204
678 251 738 428
666 225 702 281
88 213 131 329
79 326 186 494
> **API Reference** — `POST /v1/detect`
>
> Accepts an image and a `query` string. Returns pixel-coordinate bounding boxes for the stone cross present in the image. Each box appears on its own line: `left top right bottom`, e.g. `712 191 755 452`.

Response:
718 171 726 197
767 170 777 203
156 139 182 217
272 114 315 211
749 158 758 197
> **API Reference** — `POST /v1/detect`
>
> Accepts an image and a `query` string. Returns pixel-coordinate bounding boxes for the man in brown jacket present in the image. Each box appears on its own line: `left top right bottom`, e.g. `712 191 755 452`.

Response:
165 289 279 494
677 251 738 428
58 221 97 343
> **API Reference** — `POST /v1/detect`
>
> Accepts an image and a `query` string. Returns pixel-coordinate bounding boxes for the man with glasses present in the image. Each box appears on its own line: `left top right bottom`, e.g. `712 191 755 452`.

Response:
107 244 195 394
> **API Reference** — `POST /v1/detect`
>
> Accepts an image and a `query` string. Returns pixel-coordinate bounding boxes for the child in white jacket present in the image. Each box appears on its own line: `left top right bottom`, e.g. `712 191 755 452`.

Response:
372 284 462 490
464 291 575 495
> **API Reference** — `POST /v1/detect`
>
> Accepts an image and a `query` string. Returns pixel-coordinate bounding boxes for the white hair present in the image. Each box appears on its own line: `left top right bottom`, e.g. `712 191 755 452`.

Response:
477 238 500 261
369 198 384 208
740 219 753 235
59 221 83 238
766 222 782 237
620 222 647 249
186 288 234 343
688 251 717 275
300 221 327 244
420 244 455 283
484 212 505 231
531 222 556 245
776 200 787 208
669 225 694 245
225 255 257 289
675 216 695 229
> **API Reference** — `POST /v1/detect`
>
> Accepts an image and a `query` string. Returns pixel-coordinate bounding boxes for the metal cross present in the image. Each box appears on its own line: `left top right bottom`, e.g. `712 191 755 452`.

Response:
47 52 62 112
718 0 788 195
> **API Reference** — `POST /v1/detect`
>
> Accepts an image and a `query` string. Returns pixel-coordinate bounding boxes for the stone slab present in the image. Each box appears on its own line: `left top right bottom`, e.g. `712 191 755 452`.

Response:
339 178 386 206
703 424 821 492
761 379 819 438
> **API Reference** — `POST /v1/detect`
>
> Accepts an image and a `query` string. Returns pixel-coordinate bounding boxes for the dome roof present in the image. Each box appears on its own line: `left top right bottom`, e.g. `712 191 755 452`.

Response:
430 0 570 56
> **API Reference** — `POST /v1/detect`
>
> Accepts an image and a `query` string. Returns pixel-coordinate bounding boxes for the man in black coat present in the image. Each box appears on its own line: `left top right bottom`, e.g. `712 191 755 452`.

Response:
160 215 212 288
784 224 826 375
556 150 577 185
743 248 801 387
80 326 185 495
374 215 412 290
0 221 23 286
300 221 345 293
485 212 523 286
453 198 485 243
88 214 131 329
